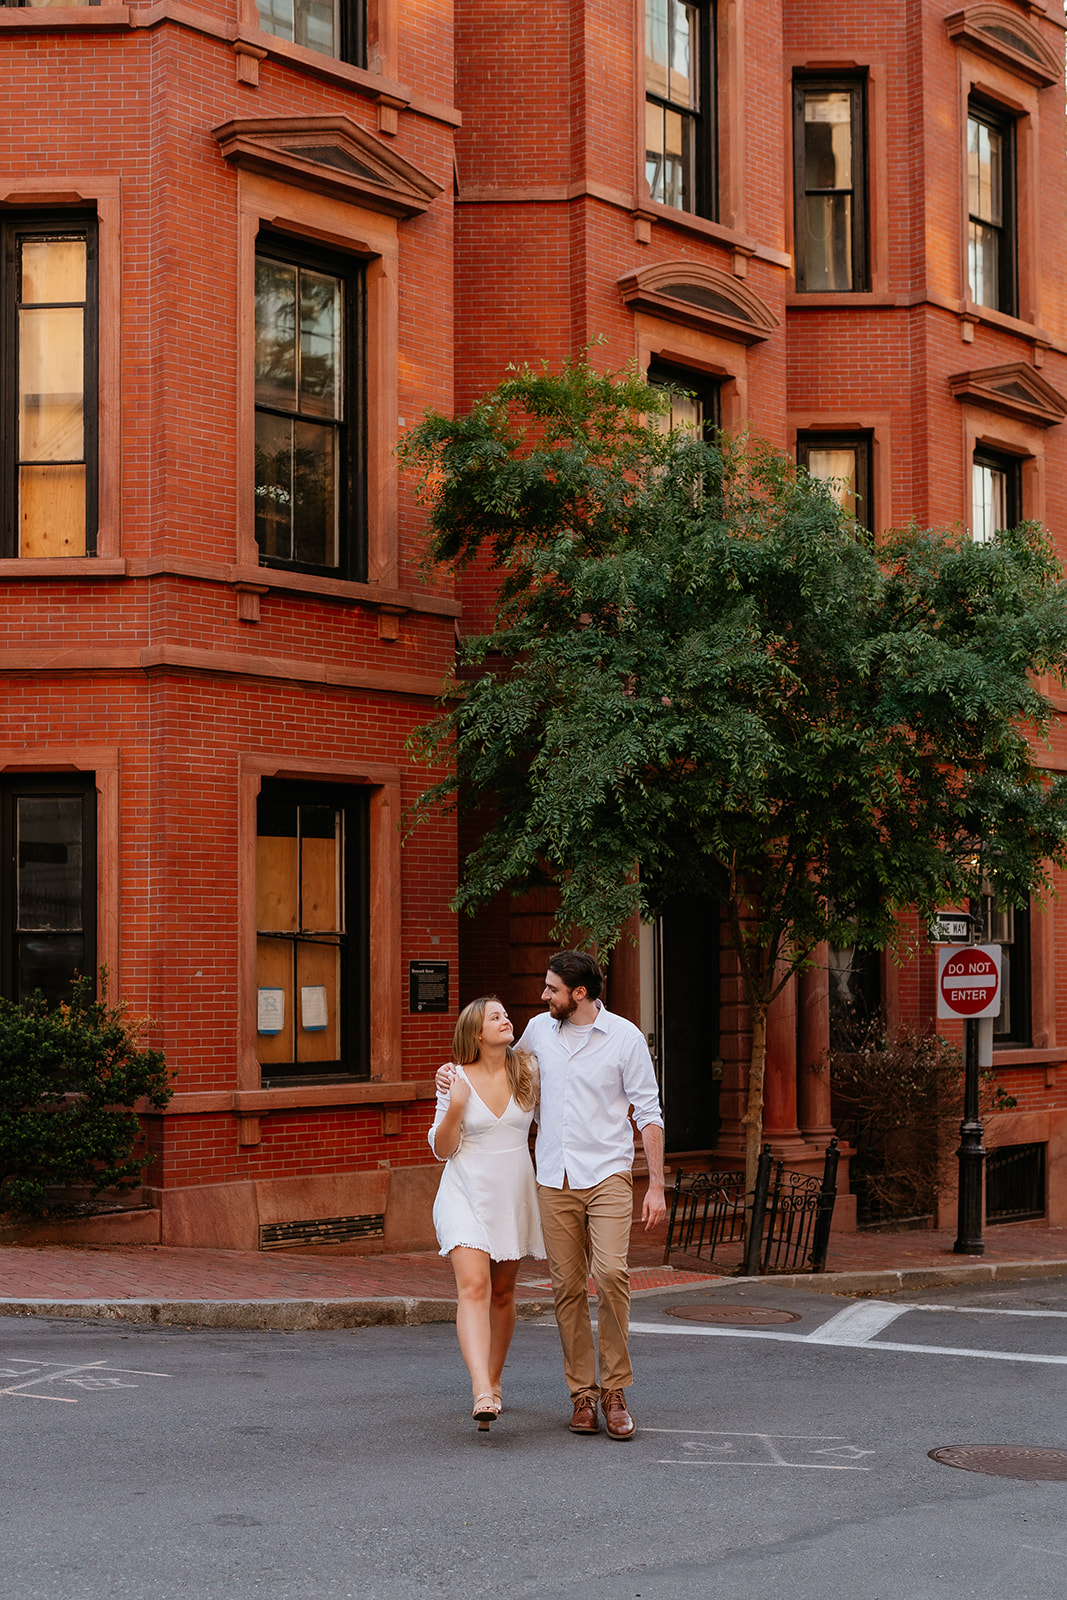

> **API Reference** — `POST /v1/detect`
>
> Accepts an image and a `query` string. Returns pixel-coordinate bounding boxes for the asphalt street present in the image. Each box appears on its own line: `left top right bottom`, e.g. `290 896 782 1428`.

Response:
3 1275 1067 1600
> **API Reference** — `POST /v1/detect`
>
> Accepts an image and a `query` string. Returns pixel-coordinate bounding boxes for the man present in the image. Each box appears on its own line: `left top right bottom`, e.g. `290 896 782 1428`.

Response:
518 950 665 1440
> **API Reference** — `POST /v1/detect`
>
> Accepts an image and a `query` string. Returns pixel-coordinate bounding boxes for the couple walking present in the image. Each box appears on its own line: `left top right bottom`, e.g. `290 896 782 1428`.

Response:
429 950 666 1437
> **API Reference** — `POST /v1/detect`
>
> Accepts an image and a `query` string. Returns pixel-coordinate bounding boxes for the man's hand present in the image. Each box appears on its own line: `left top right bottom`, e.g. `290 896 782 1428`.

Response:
642 1184 667 1231
435 1062 458 1096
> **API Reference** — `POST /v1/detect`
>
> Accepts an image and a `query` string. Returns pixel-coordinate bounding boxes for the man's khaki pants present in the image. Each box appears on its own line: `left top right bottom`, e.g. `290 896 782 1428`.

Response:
537 1172 633 1401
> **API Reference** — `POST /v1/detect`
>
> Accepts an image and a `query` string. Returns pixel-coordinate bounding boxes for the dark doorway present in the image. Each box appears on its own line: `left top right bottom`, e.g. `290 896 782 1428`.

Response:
654 894 721 1152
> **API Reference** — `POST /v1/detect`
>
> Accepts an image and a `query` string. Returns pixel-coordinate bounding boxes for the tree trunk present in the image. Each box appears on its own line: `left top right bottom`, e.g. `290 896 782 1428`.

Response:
742 1002 768 1240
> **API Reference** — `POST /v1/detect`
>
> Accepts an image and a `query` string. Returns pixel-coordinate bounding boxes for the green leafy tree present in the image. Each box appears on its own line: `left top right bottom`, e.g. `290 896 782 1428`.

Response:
400 358 1067 1205
0 973 172 1220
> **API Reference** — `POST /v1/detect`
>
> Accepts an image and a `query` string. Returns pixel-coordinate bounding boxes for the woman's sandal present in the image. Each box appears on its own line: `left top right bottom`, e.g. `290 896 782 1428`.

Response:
472 1392 500 1430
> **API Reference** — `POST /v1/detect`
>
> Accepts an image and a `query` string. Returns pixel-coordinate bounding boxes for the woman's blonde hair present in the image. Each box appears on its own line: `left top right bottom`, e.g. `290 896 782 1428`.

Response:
452 995 536 1112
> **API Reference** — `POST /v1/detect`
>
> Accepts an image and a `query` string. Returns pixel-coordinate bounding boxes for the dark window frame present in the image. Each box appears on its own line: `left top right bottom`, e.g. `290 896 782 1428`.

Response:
254 230 366 582
256 779 370 1087
0 774 97 1006
972 445 1021 540
985 894 1031 1049
967 95 1017 317
644 0 718 222
797 429 873 533
793 74 869 293
0 211 99 559
255 0 366 69
648 361 722 440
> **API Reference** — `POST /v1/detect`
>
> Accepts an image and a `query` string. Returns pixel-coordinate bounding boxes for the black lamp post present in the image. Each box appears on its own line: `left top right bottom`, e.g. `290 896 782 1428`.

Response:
953 1011 985 1255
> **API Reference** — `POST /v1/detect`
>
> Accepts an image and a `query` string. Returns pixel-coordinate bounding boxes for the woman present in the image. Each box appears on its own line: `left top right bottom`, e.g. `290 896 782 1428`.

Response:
429 995 544 1429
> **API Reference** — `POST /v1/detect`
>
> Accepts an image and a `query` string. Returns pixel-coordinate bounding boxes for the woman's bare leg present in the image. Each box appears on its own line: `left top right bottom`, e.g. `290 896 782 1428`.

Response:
449 1246 494 1400
488 1259 521 1396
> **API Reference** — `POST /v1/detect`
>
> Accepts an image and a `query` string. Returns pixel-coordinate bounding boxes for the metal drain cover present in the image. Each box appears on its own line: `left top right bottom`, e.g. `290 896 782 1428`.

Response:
665 1304 801 1325
929 1446 1067 1482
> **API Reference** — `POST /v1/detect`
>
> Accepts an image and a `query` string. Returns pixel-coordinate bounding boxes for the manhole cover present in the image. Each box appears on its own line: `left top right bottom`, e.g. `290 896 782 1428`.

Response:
665 1304 801 1325
929 1446 1067 1482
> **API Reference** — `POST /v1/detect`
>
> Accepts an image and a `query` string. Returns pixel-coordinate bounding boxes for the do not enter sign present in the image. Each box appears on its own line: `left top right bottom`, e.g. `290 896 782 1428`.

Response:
937 944 1001 1020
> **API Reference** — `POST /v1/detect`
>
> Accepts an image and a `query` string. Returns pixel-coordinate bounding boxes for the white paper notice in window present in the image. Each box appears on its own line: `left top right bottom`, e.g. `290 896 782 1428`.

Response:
301 985 329 1031
258 987 285 1034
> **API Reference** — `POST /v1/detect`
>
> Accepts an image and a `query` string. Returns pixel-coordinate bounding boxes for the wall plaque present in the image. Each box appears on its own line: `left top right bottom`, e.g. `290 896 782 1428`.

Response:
409 960 449 1013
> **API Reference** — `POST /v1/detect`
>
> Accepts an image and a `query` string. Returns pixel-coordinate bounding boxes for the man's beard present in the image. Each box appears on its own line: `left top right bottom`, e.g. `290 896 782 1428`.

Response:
549 993 577 1021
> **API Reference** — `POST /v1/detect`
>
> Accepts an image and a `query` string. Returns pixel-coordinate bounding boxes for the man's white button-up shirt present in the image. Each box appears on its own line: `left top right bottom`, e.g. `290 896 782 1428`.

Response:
518 1003 664 1190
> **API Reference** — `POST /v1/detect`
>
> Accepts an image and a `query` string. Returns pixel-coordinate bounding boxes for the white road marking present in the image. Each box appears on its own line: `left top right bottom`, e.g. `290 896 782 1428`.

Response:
802 1301 910 1343
910 1303 1067 1320
644 1428 873 1471
0 1357 170 1402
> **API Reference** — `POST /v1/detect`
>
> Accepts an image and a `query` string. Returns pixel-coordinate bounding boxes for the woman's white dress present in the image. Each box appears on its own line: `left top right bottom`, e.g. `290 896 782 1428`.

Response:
429 1067 545 1260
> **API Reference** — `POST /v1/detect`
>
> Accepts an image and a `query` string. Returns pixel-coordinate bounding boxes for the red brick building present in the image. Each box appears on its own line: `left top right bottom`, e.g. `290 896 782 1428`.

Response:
3 0 1067 1247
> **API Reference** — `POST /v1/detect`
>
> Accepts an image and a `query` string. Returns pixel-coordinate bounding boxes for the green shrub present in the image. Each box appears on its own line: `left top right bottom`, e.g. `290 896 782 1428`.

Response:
0 972 172 1221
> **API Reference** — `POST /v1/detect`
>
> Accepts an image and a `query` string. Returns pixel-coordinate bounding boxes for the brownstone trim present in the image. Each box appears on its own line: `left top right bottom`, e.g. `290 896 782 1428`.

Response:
633 312 750 433
619 259 778 344
787 410 893 536
233 171 404 588
958 405 1045 527
236 0 398 86
946 5 1063 88
0 6 129 31
0 744 120 994
214 116 442 218
0 178 121 560
948 362 1067 428
237 754 403 1091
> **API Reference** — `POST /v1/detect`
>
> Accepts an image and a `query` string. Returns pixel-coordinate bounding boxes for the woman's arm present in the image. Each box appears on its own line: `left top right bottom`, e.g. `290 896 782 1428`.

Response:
429 1072 470 1160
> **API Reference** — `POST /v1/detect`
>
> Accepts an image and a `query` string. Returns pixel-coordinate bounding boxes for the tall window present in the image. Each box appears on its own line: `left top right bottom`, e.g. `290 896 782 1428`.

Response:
968 100 1016 315
254 235 365 578
794 78 868 293
649 364 721 439
255 782 369 1084
645 0 716 219
798 431 872 533
256 0 365 65
1 215 98 558
983 894 1030 1048
972 448 1020 542
0 777 96 1006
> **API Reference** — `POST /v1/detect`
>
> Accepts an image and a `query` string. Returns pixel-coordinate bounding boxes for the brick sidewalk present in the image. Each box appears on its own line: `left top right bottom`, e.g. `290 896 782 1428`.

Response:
0 1219 1065 1309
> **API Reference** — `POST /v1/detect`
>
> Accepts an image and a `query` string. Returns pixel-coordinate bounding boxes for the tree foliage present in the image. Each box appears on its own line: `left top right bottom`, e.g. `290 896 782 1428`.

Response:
401 357 1067 1189
0 973 172 1220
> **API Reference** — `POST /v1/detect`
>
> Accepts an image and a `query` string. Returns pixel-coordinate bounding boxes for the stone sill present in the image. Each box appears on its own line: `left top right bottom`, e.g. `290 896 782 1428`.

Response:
160 1080 437 1116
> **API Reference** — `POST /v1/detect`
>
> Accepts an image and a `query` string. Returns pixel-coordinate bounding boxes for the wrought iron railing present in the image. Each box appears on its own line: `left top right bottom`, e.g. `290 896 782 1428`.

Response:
664 1138 840 1275
986 1141 1046 1224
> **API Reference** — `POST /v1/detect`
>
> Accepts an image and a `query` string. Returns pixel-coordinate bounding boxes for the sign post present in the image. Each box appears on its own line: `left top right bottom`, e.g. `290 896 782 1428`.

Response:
936 943 1001 1255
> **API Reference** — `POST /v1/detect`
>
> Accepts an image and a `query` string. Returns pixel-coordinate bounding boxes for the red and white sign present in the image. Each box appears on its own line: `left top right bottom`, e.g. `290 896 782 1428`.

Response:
937 944 1001 1019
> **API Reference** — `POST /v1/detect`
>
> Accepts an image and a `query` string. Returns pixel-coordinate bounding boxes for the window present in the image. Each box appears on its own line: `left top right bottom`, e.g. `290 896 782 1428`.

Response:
254 234 365 578
255 781 369 1084
1 214 97 558
645 0 716 219
255 0 365 66
0 2 101 8
793 78 868 293
798 431 872 532
983 894 1030 1048
972 448 1020 542
0 777 96 1006
968 99 1016 315
649 363 720 439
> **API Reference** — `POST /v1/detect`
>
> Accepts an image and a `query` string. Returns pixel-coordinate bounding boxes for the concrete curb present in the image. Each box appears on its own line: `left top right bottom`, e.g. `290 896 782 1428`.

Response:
0 1259 1064 1330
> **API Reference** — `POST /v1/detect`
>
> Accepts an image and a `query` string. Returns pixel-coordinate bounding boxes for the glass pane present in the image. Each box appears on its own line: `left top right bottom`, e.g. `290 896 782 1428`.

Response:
292 419 337 567
257 0 295 42
255 411 293 560
21 238 86 304
968 220 999 307
256 935 294 1064
18 933 84 1008
19 306 84 462
295 941 340 1061
19 464 86 557
804 193 853 291
255 259 298 410
300 805 342 932
17 797 83 931
972 462 1006 543
299 270 341 419
806 447 858 513
645 0 669 98
804 92 853 190
300 0 338 56
669 3 696 110
968 118 1001 226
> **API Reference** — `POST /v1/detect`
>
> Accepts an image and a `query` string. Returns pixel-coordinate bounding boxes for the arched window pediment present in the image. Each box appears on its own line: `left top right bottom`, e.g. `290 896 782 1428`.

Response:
945 5 1061 88
617 261 778 345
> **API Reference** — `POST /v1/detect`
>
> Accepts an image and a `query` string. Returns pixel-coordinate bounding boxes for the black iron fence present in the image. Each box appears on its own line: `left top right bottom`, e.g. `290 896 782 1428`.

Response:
664 1139 840 1275
986 1141 1046 1224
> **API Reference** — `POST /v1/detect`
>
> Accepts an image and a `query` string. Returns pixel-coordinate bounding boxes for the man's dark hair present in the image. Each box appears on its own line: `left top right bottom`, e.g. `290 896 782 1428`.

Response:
547 950 604 1000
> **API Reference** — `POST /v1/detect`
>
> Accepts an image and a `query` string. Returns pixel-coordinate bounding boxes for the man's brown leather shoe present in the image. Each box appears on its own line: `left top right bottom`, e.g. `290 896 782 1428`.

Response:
569 1394 600 1434
601 1388 636 1439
